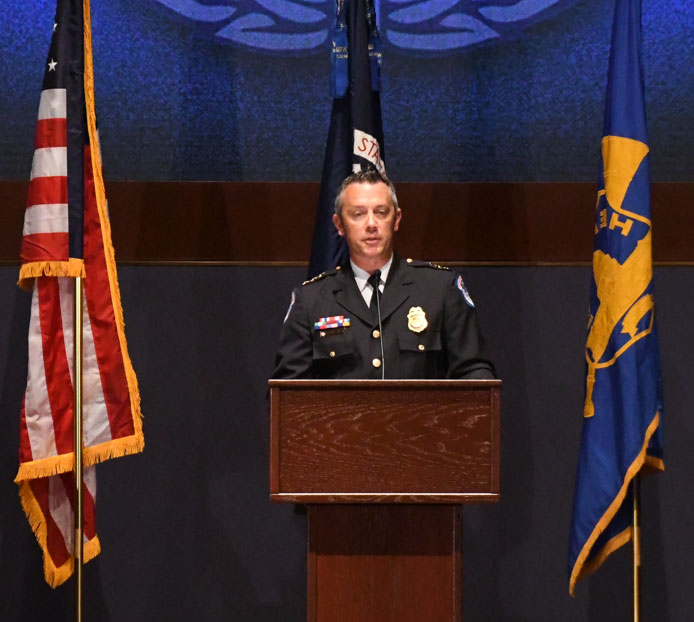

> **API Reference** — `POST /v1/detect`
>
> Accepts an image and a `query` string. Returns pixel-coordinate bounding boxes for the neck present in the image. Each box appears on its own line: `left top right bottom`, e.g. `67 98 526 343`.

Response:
351 254 391 275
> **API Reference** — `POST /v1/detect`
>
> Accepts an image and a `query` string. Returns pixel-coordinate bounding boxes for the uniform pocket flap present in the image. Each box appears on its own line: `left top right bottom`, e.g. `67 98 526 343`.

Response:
313 333 355 360
398 330 442 352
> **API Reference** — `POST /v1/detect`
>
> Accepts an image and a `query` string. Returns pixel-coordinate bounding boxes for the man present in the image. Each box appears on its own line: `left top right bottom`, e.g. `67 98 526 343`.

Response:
273 169 494 379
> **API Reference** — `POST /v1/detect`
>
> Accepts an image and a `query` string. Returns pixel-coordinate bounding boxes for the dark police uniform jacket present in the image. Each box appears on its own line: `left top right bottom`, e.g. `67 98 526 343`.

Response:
273 254 495 379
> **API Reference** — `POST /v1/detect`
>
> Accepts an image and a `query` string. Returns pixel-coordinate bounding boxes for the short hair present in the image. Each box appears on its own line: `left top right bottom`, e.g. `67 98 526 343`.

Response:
334 168 399 216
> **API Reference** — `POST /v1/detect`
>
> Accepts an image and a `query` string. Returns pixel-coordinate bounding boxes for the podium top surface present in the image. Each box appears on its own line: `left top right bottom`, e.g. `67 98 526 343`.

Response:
268 379 502 388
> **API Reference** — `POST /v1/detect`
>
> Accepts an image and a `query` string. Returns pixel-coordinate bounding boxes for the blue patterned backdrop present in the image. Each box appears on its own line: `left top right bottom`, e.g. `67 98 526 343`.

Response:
2 0 692 181
146 0 582 53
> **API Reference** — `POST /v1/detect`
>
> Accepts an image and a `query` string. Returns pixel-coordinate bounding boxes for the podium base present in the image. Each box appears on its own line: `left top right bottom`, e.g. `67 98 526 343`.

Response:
308 505 462 622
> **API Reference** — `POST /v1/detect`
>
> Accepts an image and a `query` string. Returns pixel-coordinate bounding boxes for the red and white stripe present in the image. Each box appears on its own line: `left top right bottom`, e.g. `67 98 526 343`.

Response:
21 88 69 264
21 276 115 466
18 85 141 586
22 467 98 579
19 275 106 585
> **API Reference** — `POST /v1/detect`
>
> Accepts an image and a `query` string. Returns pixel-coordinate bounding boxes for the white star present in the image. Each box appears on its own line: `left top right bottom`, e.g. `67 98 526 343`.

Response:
53 23 57 32
48 58 57 71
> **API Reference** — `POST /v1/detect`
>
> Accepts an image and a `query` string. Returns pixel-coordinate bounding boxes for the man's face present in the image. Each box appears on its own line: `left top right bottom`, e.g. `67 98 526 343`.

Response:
333 181 402 269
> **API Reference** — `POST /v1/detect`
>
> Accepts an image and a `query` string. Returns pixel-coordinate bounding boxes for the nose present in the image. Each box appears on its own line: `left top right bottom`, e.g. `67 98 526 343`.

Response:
365 210 377 230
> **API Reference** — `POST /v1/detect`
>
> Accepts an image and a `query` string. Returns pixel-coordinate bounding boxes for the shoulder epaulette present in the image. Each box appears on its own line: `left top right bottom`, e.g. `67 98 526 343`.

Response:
301 266 340 286
302 272 327 286
405 258 450 271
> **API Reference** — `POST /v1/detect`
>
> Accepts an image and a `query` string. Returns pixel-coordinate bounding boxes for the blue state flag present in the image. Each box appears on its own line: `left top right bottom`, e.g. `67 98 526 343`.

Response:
568 0 664 595
308 0 385 278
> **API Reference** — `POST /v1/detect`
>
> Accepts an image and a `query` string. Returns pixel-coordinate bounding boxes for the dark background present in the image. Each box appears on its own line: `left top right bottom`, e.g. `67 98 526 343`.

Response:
1 265 693 620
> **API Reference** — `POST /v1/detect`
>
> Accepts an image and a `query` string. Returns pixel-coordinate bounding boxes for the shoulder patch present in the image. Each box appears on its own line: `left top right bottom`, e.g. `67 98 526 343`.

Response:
283 290 296 323
456 275 475 307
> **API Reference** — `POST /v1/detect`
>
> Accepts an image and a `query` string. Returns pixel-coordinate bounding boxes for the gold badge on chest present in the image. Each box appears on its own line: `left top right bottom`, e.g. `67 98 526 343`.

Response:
407 306 428 333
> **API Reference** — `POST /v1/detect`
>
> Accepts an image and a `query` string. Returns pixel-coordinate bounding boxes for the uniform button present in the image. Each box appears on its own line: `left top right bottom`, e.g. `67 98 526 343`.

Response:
418 344 425 351
372 358 381 368
320 331 326 337
406 258 413 263
372 329 380 339
329 351 336 358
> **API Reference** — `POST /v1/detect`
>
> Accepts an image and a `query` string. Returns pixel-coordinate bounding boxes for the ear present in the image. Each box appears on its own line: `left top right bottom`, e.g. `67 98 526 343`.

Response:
333 213 345 237
393 208 402 232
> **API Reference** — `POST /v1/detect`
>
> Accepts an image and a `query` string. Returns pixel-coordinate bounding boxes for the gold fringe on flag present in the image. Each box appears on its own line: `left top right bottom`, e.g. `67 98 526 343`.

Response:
18 258 86 290
18 481 101 588
83 0 144 452
569 412 664 595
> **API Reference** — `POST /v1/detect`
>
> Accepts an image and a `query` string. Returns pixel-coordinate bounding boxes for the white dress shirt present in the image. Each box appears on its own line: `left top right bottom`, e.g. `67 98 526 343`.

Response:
350 255 393 307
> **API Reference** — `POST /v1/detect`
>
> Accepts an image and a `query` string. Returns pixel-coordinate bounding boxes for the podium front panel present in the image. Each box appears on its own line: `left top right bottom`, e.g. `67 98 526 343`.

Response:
269 380 500 503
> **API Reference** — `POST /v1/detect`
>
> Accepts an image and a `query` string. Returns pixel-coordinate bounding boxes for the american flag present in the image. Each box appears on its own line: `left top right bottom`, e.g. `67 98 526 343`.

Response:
16 0 144 588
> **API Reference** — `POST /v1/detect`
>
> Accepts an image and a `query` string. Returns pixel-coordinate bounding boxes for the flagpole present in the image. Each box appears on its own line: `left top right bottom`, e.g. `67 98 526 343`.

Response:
74 276 84 622
633 475 641 622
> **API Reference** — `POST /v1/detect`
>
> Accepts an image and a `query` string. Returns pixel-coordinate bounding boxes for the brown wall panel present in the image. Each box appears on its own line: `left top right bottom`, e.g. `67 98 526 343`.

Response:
2 181 691 265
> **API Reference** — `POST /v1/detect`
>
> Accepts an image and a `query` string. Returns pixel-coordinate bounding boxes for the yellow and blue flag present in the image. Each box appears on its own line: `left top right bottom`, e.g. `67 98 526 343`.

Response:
568 0 664 595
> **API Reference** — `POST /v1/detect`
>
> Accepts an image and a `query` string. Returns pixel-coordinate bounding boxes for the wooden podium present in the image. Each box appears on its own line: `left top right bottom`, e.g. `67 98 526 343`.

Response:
269 380 501 622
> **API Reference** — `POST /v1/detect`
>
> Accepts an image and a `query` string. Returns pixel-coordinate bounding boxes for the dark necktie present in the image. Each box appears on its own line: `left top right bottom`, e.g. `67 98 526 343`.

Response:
368 270 381 319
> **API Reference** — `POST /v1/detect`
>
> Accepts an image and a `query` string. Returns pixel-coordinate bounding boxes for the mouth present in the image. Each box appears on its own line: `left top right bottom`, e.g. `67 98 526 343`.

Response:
363 237 381 245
